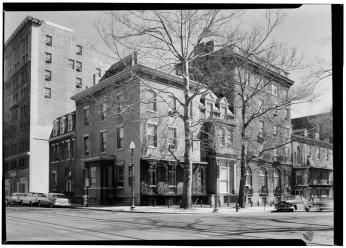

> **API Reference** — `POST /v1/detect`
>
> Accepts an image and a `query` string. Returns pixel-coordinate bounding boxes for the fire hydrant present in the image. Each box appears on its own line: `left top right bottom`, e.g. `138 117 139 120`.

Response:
236 203 240 212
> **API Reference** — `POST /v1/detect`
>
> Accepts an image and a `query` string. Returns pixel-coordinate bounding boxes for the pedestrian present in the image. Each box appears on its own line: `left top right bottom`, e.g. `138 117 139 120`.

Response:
236 203 240 212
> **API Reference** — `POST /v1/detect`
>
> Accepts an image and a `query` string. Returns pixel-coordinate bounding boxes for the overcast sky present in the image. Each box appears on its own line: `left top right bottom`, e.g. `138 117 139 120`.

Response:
4 5 332 118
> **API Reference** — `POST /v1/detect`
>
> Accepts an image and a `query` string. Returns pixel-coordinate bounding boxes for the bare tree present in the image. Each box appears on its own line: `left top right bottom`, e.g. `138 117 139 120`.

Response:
97 10 242 209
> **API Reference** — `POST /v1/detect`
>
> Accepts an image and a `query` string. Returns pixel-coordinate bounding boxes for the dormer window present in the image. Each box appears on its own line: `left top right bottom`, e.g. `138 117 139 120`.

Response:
67 115 73 132
53 120 59 136
206 102 213 118
60 117 66 134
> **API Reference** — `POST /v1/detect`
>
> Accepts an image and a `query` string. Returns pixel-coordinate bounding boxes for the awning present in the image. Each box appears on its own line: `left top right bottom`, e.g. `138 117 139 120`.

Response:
82 155 115 162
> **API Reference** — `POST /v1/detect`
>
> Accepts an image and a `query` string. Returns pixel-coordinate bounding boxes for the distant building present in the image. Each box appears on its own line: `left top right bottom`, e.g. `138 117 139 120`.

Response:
291 114 333 199
4 16 112 195
70 53 236 205
48 111 76 200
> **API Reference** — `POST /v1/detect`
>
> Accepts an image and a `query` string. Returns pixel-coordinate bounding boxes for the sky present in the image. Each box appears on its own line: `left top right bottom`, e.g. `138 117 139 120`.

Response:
4 5 333 118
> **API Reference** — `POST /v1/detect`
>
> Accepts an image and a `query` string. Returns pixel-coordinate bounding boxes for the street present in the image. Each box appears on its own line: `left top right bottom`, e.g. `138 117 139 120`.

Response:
5 206 333 245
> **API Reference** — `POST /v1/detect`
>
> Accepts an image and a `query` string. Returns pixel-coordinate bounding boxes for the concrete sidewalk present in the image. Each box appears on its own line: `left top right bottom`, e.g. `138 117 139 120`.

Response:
73 205 276 214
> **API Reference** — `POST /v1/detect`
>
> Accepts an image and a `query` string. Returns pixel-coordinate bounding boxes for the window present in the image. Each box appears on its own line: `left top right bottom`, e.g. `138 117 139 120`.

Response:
228 129 234 147
273 170 280 189
168 127 177 150
53 120 59 136
168 163 176 186
259 168 267 188
220 165 230 193
44 87 51 98
281 88 288 99
83 136 89 156
149 163 156 186
60 117 66 134
45 52 52 63
169 95 176 112
116 162 124 187
245 167 252 187
96 68 101 77
71 139 75 160
116 94 124 113
84 107 89 126
273 148 277 157
76 61 82 72
100 131 107 153
11 160 17 170
66 140 71 160
147 123 157 147
259 121 264 138
76 45 83 55
325 149 329 160
45 35 52 46
296 171 303 185
90 167 96 185
22 53 28 64
68 59 74 69
285 127 290 140
116 126 124 149
221 129 226 146
19 159 25 169
206 102 213 118
76 77 82 88
297 145 302 163
317 147 321 160
45 70 51 81
221 106 227 119
271 83 278 96
52 171 57 189
148 90 157 112
67 115 73 132
273 125 277 137
100 103 107 121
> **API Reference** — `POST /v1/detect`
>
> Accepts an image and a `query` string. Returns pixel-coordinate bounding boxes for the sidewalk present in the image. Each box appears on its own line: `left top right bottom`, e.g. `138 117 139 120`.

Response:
72 204 275 214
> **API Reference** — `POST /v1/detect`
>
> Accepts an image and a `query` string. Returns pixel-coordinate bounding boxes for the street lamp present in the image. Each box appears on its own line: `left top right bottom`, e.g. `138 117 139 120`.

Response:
129 141 135 211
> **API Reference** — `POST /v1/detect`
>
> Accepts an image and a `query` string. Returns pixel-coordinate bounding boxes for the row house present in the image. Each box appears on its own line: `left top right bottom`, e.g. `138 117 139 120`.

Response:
291 118 333 199
67 53 237 206
48 112 76 200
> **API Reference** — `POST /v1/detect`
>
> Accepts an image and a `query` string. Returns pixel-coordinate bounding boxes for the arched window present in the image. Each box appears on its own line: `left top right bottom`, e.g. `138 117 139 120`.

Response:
273 169 280 189
245 167 252 187
259 168 267 188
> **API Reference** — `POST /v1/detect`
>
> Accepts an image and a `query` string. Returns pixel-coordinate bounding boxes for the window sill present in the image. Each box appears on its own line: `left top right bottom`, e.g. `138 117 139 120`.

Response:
147 110 158 114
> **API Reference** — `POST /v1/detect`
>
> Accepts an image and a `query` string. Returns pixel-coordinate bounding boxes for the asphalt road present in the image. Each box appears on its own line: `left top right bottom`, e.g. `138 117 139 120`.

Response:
4 206 334 245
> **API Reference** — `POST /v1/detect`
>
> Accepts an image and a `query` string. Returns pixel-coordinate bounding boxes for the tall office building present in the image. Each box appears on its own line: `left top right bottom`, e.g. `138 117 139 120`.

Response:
4 16 112 195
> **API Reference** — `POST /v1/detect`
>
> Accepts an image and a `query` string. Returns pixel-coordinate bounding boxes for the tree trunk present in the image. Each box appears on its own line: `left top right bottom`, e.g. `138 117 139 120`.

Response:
237 101 246 208
182 60 193 209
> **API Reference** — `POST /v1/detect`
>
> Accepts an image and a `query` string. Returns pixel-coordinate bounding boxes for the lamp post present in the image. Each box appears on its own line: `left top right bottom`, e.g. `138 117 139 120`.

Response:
129 141 135 211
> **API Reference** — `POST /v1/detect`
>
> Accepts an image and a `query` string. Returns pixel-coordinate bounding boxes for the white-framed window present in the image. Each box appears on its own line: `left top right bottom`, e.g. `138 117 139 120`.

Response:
116 93 124 113
221 106 227 119
66 140 71 160
65 180 72 192
228 129 234 147
220 164 230 193
116 162 124 187
67 115 73 132
45 35 52 46
84 107 89 126
221 129 226 146
273 170 280 189
76 61 82 72
100 131 107 153
206 102 213 118
60 117 66 134
44 87 51 98
147 123 157 147
317 147 321 160
45 70 51 81
76 77 82 88
100 102 107 121
76 45 83 55
53 120 59 136
45 52 52 63
116 126 124 149
168 127 177 150
271 83 278 96
245 167 252 187
83 135 89 156
148 90 157 112
259 168 267 188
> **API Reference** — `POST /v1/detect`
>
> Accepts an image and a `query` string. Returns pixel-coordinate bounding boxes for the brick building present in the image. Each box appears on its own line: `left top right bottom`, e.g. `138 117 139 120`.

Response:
48 111 76 200
291 114 333 199
70 53 236 205
187 42 294 206
4 16 112 195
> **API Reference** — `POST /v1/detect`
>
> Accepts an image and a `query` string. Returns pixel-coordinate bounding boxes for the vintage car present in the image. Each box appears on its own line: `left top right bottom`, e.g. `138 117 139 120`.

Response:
9 193 28 205
37 193 71 208
22 192 46 206
275 195 313 212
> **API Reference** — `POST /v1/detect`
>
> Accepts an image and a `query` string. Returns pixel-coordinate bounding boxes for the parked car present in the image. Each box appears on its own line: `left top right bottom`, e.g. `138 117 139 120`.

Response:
9 193 28 205
275 195 313 212
37 193 71 208
316 197 333 211
22 192 46 206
